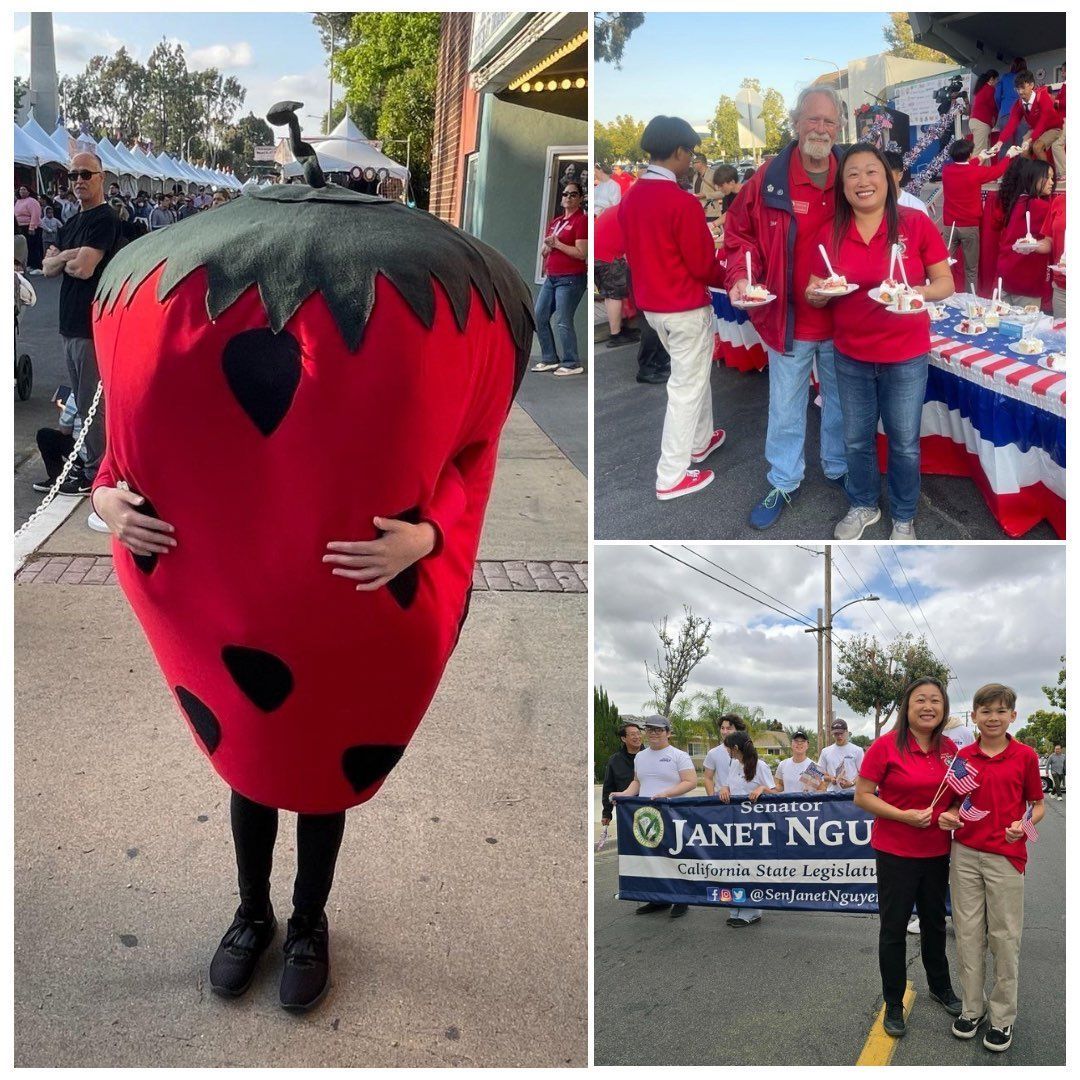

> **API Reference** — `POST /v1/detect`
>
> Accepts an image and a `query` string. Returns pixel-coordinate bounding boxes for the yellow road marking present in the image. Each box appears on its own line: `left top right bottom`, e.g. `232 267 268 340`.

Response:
856 982 916 1066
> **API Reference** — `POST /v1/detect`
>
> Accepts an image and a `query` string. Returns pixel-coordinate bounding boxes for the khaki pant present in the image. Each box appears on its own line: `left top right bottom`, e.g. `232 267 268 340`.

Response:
969 118 992 157
1032 127 1066 177
950 842 1026 1027
646 306 716 489
1053 282 1066 319
943 223 980 292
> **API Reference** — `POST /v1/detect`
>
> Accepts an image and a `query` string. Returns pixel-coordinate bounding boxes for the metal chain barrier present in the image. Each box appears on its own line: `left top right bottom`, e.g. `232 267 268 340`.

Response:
14 379 104 545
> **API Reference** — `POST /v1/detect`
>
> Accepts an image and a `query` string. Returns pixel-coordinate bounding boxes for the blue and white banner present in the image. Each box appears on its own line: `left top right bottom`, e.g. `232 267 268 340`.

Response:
616 793 880 912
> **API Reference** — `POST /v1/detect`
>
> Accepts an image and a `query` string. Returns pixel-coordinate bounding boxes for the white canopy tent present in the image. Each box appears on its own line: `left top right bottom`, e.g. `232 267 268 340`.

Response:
52 124 74 158
22 116 70 167
14 123 66 167
282 112 409 184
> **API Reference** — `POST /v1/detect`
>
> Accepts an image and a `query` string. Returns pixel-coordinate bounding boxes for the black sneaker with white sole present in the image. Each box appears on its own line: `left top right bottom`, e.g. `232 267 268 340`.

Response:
983 1025 1012 1052
952 1014 985 1039
57 469 92 496
31 476 57 493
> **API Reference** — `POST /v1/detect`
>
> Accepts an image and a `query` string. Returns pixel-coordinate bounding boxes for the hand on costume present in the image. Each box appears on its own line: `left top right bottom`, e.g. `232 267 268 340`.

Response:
93 486 177 556
324 517 437 591
938 809 962 831
902 807 933 829
1004 820 1024 843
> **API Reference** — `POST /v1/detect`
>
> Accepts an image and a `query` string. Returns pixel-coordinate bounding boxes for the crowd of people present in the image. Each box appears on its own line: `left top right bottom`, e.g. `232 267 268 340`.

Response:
601 679 1051 1053
597 65 1065 539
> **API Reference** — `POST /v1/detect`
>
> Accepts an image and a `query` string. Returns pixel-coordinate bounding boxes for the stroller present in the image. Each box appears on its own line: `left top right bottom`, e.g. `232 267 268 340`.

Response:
14 232 34 401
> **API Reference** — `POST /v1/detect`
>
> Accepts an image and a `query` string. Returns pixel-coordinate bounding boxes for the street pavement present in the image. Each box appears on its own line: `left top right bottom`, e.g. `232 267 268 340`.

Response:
593 786 1066 1067
594 332 1058 541
13 282 589 1066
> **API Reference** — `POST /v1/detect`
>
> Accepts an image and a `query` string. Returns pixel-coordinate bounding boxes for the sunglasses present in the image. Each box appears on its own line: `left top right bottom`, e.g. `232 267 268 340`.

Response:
67 169 101 181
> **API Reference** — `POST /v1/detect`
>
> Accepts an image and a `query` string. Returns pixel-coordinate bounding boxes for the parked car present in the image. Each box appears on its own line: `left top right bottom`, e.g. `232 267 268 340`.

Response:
1038 756 1056 794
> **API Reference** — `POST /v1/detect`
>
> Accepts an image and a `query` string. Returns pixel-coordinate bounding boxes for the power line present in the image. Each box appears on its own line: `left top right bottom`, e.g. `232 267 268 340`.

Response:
681 546 817 628
838 548 905 639
649 547 817 627
892 549 968 701
829 557 893 644
874 546 924 637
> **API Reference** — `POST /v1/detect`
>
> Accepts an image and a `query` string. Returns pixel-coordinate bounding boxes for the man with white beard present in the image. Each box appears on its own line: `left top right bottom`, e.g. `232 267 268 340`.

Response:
724 87 847 531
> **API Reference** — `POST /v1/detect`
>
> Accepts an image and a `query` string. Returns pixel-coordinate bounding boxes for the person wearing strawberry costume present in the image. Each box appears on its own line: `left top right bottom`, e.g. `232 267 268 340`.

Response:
90 103 534 1011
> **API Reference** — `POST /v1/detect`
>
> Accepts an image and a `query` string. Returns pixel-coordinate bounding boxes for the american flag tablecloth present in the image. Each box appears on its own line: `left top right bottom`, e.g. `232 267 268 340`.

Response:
887 327 1065 538
709 288 769 372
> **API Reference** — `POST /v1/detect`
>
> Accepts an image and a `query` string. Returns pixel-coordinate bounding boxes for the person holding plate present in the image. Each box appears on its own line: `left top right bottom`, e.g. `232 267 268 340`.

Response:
807 143 954 541
994 157 1054 309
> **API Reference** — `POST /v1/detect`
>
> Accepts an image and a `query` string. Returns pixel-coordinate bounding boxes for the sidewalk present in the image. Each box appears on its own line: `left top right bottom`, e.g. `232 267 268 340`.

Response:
15 394 588 1065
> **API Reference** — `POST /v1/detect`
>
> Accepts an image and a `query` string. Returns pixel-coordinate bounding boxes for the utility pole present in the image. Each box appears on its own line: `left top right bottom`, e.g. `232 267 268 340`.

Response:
824 545 833 733
816 607 824 749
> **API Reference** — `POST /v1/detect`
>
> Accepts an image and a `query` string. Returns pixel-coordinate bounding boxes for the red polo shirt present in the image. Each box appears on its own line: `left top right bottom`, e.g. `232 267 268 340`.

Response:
953 736 1044 873
593 204 624 264
997 195 1050 299
789 151 838 341
1042 196 1066 289
941 158 1012 227
542 210 588 277
815 207 949 364
970 81 999 127
860 731 958 858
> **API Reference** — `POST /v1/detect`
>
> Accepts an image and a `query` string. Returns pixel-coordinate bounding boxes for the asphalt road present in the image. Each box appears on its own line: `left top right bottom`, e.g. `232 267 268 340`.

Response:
593 334 1059 541
593 792 1065 1067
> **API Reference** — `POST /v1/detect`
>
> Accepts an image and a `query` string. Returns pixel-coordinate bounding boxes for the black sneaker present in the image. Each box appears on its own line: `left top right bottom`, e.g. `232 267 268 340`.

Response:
208 905 277 997
883 1003 907 1037
280 912 330 1011
32 476 57 493
634 901 671 915
952 1014 985 1039
669 903 689 919
57 469 91 496
983 1025 1012 1052
930 987 963 1017
636 371 669 384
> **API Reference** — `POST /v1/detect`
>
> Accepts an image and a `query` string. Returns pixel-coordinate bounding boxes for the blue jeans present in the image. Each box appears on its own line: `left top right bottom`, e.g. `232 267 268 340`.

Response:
534 274 586 368
834 350 929 522
765 339 845 491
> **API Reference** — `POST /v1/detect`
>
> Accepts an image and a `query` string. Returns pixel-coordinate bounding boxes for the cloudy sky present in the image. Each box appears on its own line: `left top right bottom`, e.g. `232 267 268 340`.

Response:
14 12 335 136
595 544 1065 739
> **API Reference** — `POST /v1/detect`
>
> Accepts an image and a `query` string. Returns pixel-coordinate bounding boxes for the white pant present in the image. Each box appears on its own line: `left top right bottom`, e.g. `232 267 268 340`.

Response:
646 306 715 489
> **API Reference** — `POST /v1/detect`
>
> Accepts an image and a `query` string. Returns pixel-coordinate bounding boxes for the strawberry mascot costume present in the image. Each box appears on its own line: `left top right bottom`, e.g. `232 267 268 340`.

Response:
90 103 534 1010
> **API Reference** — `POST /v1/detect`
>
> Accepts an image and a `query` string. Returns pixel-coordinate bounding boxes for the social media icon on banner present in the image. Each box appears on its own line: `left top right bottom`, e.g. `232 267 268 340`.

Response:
732 888 746 904
706 887 720 903
719 889 732 903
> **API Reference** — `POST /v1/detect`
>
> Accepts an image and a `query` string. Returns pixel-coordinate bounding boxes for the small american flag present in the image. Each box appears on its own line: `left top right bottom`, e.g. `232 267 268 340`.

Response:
944 755 980 795
958 795 989 822
800 761 826 788
595 825 610 853
1021 804 1040 843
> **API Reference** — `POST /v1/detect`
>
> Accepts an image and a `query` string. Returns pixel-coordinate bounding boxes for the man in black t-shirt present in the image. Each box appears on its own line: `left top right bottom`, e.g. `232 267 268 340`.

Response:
42 151 119 494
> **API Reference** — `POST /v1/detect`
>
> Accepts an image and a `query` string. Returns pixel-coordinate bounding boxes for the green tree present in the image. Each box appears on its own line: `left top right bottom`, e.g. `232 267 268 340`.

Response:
333 12 440 207
832 633 952 737
594 114 644 164
593 686 623 782
1016 658 1066 753
693 687 763 743
14 76 27 121
851 734 872 750
707 94 740 160
220 112 273 178
883 13 950 63
593 12 645 68
738 78 789 154
644 605 712 718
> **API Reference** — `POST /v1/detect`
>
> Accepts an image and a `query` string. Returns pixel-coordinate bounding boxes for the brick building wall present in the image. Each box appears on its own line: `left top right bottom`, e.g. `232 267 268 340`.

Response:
429 12 473 225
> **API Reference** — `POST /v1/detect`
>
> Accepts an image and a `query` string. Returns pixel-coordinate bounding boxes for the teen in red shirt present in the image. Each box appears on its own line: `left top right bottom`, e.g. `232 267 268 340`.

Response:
808 144 953 542
1035 195 1066 317
999 71 1064 174
995 157 1054 307
855 677 962 1037
968 70 1000 155
531 181 588 376
937 684 1045 1052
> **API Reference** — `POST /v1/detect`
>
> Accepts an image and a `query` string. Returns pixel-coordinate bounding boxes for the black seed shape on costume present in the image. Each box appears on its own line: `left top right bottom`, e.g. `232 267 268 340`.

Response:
382 506 422 610
341 744 406 794
222 328 302 436
222 645 294 712
176 686 221 755
131 494 161 575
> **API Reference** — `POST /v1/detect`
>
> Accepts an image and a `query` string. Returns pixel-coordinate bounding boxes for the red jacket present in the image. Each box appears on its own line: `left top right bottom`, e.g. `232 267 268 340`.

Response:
723 141 843 353
1000 85 1062 145
941 157 1011 227
970 82 998 127
996 194 1050 299
618 173 715 312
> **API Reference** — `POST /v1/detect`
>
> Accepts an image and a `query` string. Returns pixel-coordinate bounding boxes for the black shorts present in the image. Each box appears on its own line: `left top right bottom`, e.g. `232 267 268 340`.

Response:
595 258 629 300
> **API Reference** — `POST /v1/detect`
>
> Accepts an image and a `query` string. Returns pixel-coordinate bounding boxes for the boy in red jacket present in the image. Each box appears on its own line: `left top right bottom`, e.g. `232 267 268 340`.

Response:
999 70 1065 176
618 116 726 501
938 684 1045 1054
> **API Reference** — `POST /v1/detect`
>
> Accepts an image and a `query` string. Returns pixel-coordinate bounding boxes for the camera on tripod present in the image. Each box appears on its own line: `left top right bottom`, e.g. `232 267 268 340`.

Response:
933 74 967 115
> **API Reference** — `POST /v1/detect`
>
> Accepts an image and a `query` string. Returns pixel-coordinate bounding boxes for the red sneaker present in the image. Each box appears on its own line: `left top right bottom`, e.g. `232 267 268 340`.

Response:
656 469 714 501
691 428 726 464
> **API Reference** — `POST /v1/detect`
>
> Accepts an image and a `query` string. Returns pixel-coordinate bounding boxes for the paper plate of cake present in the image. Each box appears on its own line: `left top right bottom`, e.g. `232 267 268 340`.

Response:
732 283 776 308
954 319 988 336
885 291 929 316
1012 235 1040 254
1008 337 1046 356
810 274 858 297
1042 351 1066 370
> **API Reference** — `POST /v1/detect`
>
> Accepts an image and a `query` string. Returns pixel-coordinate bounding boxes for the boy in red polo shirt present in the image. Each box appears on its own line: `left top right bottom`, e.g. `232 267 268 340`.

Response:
938 683 1045 1054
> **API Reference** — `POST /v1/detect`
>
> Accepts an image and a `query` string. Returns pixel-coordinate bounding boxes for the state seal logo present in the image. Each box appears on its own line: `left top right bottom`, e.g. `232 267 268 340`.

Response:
632 805 665 849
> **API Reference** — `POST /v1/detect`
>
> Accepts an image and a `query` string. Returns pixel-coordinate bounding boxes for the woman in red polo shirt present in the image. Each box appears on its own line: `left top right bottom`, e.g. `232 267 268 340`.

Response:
855 677 962 1038
995 157 1055 309
808 143 953 542
969 70 1000 156
531 181 589 377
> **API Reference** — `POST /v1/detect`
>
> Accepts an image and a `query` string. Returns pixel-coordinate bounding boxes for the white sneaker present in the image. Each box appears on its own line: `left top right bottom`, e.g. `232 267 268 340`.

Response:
891 520 917 541
907 915 921 934
834 506 882 540
87 511 111 533
531 361 560 372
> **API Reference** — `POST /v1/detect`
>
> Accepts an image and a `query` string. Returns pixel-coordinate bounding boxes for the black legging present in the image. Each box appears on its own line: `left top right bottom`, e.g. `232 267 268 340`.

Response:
230 789 346 921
